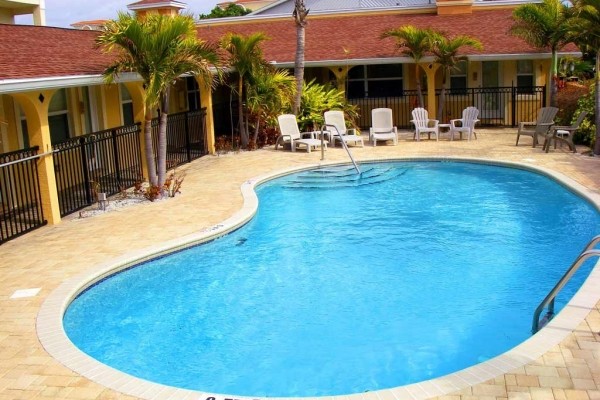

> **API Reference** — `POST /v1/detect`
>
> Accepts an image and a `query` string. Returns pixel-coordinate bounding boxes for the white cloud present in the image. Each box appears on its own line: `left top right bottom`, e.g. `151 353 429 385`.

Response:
16 0 219 28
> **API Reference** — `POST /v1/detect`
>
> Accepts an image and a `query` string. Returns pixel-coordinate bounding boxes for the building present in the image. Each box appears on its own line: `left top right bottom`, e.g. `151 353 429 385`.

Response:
0 0 45 25
0 0 580 242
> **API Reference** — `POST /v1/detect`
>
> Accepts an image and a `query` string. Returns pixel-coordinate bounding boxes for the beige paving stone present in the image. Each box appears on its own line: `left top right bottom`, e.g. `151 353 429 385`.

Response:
525 366 560 378
508 391 532 400
472 384 507 397
565 390 590 400
530 387 555 400
573 380 598 390
587 390 600 400
539 376 574 389
516 375 540 388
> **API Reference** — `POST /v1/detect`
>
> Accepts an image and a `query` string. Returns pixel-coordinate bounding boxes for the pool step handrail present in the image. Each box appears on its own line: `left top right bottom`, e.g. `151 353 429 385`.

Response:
320 124 361 175
531 234 600 333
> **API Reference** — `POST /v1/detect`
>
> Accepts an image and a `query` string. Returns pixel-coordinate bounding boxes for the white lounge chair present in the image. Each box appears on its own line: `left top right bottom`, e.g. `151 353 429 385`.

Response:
449 106 480 141
411 107 439 141
323 110 364 148
275 114 327 153
515 106 558 148
370 108 398 146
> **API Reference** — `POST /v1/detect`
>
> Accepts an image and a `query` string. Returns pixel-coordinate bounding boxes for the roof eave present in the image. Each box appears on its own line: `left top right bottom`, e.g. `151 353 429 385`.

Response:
0 72 142 94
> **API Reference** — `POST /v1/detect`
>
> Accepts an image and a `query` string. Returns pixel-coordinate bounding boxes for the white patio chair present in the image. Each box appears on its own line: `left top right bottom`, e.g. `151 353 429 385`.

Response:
369 108 398 146
275 114 327 153
411 107 439 141
515 106 558 148
323 110 364 148
449 106 480 141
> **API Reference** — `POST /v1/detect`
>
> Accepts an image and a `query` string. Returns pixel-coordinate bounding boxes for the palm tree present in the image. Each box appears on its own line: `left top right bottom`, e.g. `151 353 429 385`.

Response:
97 13 220 188
569 0 600 155
429 31 482 121
510 0 573 107
292 0 309 115
381 25 434 108
222 32 270 147
246 69 296 146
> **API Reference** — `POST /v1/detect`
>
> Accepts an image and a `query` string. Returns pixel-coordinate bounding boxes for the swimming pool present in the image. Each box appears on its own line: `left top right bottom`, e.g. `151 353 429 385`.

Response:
52 160 600 399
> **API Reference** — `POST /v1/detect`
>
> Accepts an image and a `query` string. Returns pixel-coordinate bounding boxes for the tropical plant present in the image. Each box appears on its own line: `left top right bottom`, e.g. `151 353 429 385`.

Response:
221 32 270 148
293 0 309 115
97 13 220 188
428 31 482 121
246 69 296 147
295 79 359 132
510 0 573 108
199 3 251 19
571 79 596 148
569 0 600 154
381 25 434 108
559 56 593 81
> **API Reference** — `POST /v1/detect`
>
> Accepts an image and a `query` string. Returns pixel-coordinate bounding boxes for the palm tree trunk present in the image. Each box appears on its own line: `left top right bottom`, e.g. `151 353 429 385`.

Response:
549 49 558 108
293 24 305 115
415 64 424 108
594 52 600 156
252 116 261 145
144 106 158 186
293 0 308 115
238 76 248 147
437 69 447 122
157 89 170 191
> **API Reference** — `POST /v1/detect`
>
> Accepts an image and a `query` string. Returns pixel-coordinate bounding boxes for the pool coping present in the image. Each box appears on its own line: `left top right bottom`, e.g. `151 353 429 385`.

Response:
36 156 600 400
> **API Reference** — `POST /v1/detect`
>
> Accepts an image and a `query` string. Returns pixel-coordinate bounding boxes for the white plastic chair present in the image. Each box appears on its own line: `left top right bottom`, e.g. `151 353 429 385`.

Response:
323 110 364 147
411 108 439 141
369 108 398 146
515 107 558 148
449 106 480 141
275 114 326 153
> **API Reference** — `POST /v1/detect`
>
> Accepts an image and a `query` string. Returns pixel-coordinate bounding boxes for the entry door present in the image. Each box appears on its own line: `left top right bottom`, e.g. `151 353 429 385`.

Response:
478 61 503 120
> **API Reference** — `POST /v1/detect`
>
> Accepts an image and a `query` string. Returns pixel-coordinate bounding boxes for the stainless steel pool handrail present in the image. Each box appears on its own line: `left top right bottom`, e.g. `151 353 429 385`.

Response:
531 234 600 333
320 124 361 174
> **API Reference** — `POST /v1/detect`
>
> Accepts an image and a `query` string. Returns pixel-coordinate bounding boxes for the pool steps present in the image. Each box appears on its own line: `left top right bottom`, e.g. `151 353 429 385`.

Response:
284 165 409 189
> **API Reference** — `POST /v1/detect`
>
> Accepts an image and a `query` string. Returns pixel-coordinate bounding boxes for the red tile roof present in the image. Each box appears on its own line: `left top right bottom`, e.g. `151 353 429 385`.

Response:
0 24 113 80
197 9 579 64
0 8 580 82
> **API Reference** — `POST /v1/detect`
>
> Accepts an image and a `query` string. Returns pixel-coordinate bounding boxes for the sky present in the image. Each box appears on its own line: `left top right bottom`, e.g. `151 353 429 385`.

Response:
15 0 220 28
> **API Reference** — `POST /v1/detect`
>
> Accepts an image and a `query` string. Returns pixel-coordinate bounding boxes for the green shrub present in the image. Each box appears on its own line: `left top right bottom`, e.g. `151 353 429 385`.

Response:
573 83 596 147
295 79 359 132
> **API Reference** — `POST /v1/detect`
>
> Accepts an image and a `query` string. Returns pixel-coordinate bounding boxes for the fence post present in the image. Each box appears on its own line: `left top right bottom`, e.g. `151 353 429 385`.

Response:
511 84 517 127
79 137 93 205
111 128 122 186
542 85 547 108
184 111 192 163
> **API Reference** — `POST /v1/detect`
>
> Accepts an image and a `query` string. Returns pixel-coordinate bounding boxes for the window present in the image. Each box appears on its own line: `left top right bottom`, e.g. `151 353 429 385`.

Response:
48 89 70 144
186 77 201 111
450 61 468 95
347 64 403 99
120 84 134 126
516 60 534 94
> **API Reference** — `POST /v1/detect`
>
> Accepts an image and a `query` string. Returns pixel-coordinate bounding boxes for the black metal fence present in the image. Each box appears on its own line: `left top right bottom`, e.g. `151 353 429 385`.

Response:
0 147 47 244
151 108 207 170
349 86 546 129
52 124 143 217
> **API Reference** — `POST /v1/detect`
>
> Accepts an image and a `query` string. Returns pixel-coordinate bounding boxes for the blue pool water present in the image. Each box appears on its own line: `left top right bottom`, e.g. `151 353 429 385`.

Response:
64 161 600 397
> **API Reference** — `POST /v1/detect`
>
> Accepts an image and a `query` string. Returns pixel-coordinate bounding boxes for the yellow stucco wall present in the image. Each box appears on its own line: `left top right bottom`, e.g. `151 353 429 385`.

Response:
103 85 123 128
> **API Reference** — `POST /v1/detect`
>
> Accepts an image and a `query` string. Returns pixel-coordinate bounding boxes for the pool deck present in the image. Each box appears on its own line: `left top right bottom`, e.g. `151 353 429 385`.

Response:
2 128 600 400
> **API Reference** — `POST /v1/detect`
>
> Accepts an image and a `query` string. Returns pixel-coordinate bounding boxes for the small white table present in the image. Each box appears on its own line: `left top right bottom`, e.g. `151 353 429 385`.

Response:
438 124 451 140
